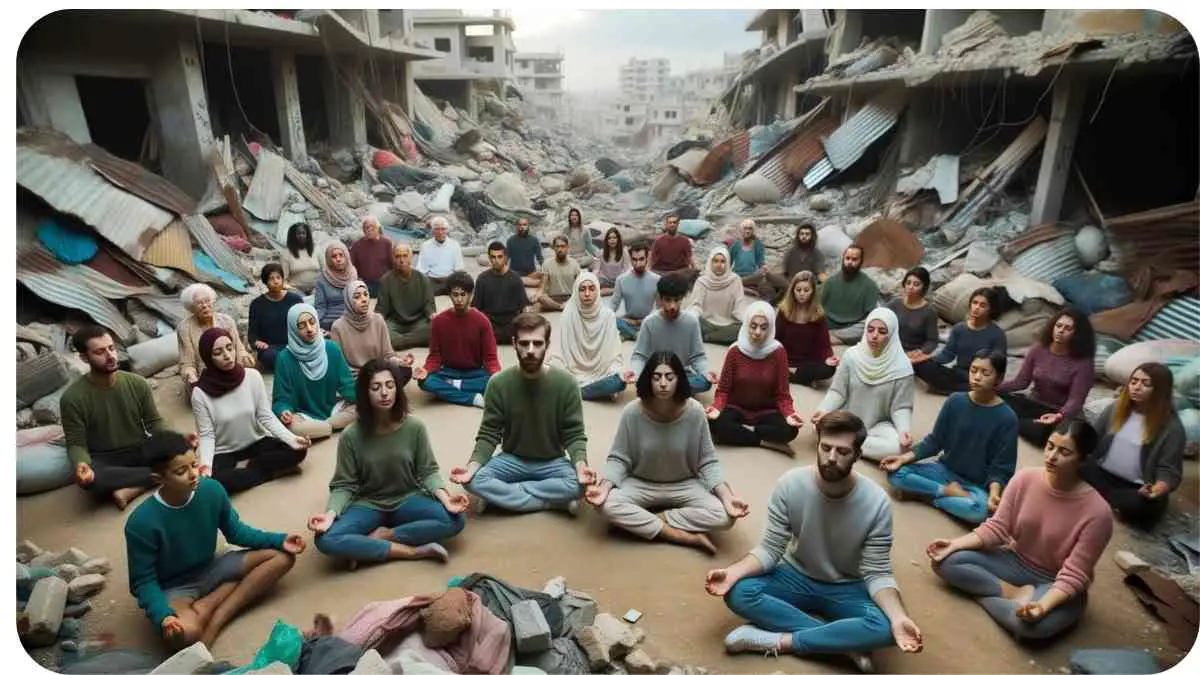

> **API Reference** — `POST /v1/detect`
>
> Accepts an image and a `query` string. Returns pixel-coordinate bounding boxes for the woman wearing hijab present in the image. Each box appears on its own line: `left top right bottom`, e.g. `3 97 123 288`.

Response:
706 302 803 455
564 206 598 270
314 241 358 330
687 247 746 345
811 307 916 462
281 223 320 293
272 303 358 440
192 328 311 494
330 280 412 381
548 272 627 401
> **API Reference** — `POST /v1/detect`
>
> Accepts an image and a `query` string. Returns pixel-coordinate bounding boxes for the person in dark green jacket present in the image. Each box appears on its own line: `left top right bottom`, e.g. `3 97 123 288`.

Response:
272 303 357 440
819 245 879 345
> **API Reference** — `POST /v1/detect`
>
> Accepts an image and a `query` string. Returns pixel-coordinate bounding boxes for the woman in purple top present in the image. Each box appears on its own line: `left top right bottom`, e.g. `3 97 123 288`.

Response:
593 227 629 296
998 307 1096 447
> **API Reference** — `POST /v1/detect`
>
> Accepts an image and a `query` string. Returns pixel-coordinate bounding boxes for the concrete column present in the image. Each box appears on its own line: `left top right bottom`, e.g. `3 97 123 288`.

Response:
831 10 863 56
18 65 91 143
782 71 799 119
899 98 938 165
323 58 367 148
271 51 307 160
494 26 505 71
920 9 970 55
150 36 214 198
1030 74 1086 226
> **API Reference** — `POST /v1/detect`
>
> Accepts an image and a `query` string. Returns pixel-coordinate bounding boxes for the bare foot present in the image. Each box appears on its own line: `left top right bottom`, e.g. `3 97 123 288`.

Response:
657 521 718 555
942 481 970 499
760 440 796 457
997 579 1037 603
112 487 145 510
368 527 394 541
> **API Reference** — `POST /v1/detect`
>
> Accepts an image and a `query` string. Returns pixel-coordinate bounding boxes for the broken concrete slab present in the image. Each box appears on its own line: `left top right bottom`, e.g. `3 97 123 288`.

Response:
53 563 82 582
32 384 70 425
1114 550 1152 575
24 576 68 647
67 573 106 603
150 642 214 675
542 575 567 600
624 649 658 674
513 598 552 653
575 625 612 670
52 547 91 567
81 557 113 575
17 539 43 564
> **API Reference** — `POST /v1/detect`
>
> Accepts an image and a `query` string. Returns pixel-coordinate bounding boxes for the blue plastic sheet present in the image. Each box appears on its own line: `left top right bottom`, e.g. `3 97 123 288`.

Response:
36 219 98 264
678 219 712 238
193 251 248 293
1053 272 1132 316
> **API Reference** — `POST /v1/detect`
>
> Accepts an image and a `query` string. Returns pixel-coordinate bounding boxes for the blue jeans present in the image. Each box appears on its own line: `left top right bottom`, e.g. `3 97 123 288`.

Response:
315 496 464 562
580 374 627 401
419 367 491 406
688 373 713 394
889 462 989 524
616 318 641 341
468 453 582 512
725 564 894 654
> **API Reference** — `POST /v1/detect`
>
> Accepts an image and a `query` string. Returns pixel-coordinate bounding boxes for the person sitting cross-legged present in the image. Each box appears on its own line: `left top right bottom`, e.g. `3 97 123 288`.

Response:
912 287 1007 395
775 271 839 387
819 245 879 346
416 216 466 296
414 271 502 408
472 241 530 344
377 243 435 350
537 235 583 312
309 359 468 569
313 240 358 331
612 241 660 341
705 411 924 673
247 263 303 373
178 283 254 390
450 313 595 514
625 273 718 395
272 303 358 440
686 247 746 346
548 272 628 401
586 351 749 554
330 280 411 381
125 431 305 649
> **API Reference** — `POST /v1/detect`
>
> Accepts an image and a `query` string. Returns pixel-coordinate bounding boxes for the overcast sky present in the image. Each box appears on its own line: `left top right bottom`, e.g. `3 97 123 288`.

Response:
505 9 761 93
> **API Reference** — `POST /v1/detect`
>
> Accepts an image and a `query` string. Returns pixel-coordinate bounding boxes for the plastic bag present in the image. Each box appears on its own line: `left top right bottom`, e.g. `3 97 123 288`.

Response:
227 620 304 675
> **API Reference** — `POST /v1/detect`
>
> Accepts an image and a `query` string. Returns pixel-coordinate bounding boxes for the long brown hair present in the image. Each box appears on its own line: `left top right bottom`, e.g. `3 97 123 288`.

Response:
355 359 411 435
1112 362 1175 444
777 271 824 323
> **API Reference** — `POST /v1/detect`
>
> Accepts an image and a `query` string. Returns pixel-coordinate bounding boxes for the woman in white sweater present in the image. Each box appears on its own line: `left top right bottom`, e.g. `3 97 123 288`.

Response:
585 350 750 554
547 272 627 401
191 328 312 493
812 307 915 462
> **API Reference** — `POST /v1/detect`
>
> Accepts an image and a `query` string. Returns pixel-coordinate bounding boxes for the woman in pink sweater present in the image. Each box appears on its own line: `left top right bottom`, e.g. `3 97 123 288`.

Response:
705 301 804 455
926 419 1113 640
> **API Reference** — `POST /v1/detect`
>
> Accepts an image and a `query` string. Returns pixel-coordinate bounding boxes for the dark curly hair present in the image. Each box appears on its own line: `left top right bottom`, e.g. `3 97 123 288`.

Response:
1038 307 1095 359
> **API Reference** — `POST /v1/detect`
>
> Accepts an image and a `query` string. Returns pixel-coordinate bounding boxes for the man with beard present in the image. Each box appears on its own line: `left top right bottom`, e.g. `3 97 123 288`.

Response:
60 325 168 509
650 213 699 286
782 222 826 281
728 219 788 301
450 313 593 514
563 207 598 270
705 411 924 672
413 271 501 408
377 243 435 350
625 274 718 394
537 235 582 312
349 217 394 297
611 241 660 340
819 245 879 345
505 218 545 289
416 216 465 295
472 241 529 343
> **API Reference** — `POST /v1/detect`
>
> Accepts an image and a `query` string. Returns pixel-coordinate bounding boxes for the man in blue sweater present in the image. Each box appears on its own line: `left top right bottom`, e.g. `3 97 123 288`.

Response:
124 431 306 648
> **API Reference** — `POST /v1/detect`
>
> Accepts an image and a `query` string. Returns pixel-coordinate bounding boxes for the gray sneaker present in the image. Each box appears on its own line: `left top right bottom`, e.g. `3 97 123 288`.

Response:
724 625 783 656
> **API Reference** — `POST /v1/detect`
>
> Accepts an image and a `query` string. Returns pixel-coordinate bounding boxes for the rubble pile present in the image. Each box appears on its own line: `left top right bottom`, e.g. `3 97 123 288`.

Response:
16 540 112 655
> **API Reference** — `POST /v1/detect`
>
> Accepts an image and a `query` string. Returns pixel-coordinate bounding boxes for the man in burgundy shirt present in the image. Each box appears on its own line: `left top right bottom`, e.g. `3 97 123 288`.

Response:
649 213 699 287
349 217 394 297
413 271 502 408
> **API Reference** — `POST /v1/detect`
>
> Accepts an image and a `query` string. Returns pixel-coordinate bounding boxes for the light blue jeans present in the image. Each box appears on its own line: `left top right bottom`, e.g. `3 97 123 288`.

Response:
616 318 640 341
687 373 713 394
580 374 627 401
725 563 894 654
467 453 582 512
888 462 989 524
315 496 465 562
419 367 491 406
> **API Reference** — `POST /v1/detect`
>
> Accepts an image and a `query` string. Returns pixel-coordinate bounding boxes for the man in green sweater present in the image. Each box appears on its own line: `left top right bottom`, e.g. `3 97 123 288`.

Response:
377 243 436 349
60 325 167 509
125 431 305 648
450 312 596 513
819 245 879 345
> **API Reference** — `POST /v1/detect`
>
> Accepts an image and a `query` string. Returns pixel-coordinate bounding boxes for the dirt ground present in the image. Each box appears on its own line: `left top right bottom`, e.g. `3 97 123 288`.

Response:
16 292 1197 673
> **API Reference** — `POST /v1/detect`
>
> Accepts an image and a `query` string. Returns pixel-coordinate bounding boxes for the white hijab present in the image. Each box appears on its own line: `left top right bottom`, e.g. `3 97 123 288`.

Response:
550 271 622 382
842 307 913 386
736 301 783 360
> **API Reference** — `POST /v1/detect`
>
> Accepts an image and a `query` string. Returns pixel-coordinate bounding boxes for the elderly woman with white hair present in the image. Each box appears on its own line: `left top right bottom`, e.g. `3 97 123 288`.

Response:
727 218 788 301
178 283 254 386
415 216 465 296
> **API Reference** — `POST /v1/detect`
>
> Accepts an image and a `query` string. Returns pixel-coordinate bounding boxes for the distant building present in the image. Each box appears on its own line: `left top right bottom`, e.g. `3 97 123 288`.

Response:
619 57 671 103
514 51 565 120
410 9 516 116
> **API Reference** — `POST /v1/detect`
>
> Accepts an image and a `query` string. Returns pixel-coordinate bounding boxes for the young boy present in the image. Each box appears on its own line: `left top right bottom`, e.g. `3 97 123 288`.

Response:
124 431 306 648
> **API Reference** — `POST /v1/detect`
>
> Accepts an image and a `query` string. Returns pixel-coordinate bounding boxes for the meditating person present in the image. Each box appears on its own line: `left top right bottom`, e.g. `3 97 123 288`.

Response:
728 219 786 300
686 247 745 346
415 271 502 408
998 307 1096 448
472 241 529 343
819 245 879 345
272 303 357 440
309 359 468 568
281 222 320 293
247 263 304 372
585 351 749 553
61 325 166 509
537 235 582 312
627 274 717 394
812 307 914 462
349 217 394 297
781 222 825 280
313 240 357 330
775 271 839 386
913 287 1007 394
178 283 253 388
505 217 544 289
880 351 1017 524
192 328 311 494
451 313 593 514
377 242 435 350
593 226 629 294
548 272 627 401
927 419 1113 641
611 242 660 341
416 216 465 295
329 280 409 379
706 302 804 455
1081 363 1185 529
885 267 938 358
707 411 924 672
649 212 698 286
564 206 598 270
125 430 305 649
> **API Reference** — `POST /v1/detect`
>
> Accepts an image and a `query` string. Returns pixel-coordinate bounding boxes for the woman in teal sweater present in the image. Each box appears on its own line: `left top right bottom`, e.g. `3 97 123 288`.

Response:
272 303 357 439
308 359 468 567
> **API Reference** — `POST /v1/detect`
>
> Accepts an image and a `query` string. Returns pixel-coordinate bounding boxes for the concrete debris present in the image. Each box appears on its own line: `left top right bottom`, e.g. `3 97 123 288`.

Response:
350 649 391 674
81 557 113 575
63 601 92 619
23 576 68 647
66 574 106 603
512 598 553 653
542 575 567 600
939 11 1008 57
52 547 91 567
733 174 782 204
485 172 532 211
1115 550 1153 575
32 385 70 425
575 612 640 669
17 540 44 564
149 642 215 675
53 564 82 582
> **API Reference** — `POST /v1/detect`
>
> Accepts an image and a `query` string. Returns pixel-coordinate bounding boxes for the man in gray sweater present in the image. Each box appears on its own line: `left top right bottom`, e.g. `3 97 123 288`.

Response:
704 410 924 672
611 242 660 341
623 274 717 394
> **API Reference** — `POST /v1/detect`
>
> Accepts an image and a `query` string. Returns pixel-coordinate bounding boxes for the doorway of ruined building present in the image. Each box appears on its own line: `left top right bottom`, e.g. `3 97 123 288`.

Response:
74 75 154 167
294 54 330 147
201 43 281 147
416 80 472 117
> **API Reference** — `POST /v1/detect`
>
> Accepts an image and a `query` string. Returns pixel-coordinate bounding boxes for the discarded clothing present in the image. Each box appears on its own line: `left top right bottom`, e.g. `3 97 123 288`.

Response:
297 635 364 674
455 573 566 641
1053 272 1132 316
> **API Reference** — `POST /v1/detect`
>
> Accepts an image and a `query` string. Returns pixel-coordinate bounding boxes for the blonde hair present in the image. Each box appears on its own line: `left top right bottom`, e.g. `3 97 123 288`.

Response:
777 271 824 323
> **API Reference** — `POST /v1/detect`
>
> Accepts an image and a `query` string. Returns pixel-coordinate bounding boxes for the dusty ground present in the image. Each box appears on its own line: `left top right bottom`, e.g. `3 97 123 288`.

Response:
16 290 1197 673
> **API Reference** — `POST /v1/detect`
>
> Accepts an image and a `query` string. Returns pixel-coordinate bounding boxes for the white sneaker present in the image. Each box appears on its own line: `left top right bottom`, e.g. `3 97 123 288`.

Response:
724 625 783 656
472 497 488 515
565 500 580 516
472 394 485 408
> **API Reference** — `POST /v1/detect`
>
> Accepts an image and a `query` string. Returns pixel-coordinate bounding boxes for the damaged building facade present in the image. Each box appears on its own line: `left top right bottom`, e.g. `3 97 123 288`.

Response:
410 10 517 120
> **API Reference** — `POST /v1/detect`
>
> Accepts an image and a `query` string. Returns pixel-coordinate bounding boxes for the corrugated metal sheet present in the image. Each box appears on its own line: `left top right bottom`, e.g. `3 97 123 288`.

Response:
83 146 196 216
1135 296 1200 342
285 163 359 229
754 153 796 197
242 150 287 221
822 89 907 171
731 130 751 168
802 157 835 189
941 118 1048 238
183 214 250 279
17 249 136 342
142 220 198 275
780 117 839 180
1011 235 1085 284
692 140 732 187
1105 201 1199 276
17 245 154 300
17 128 174 260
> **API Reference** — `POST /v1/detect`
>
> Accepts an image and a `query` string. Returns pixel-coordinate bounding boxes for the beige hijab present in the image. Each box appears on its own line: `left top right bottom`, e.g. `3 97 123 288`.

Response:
688 247 744 325
549 272 623 383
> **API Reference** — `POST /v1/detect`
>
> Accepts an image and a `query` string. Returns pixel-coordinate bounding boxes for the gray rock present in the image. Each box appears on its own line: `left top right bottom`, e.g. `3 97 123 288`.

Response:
24 576 68 647
53 547 91 567
67 574 106 603
81 557 113 576
29 552 59 568
53 564 82 582
63 600 92 618
624 649 657 674
808 194 834 212
32 384 70 425
17 539 43 564
58 617 82 639
17 407 35 428
542 575 567 599
513 599 552 653
150 642 214 675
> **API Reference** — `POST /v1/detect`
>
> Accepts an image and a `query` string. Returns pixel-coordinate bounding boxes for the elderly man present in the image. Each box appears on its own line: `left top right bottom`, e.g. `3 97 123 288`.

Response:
416 216 465 296
377 243 436 349
728 219 787 301
649 213 699 287
506 217 545 289
349 217 394 297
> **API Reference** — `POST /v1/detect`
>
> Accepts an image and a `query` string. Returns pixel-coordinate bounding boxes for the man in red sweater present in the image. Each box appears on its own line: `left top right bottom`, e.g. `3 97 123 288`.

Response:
649 213 699 287
413 271 502 408
349 217 394 297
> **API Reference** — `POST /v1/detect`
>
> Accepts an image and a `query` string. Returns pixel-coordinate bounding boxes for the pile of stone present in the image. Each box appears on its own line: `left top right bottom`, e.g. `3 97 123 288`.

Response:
16 540 112 650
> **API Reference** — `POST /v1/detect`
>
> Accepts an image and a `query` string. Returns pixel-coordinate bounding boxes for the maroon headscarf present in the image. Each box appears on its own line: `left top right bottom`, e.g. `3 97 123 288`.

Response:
196 328 246 397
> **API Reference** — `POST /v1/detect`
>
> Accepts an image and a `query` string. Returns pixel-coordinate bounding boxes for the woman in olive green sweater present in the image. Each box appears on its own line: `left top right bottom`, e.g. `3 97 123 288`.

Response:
307 360 468 566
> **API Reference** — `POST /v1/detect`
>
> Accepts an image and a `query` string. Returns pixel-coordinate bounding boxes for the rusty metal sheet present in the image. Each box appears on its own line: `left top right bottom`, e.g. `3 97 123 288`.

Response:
1105 201 1199 275
242 149 288 221
183 214 250 279
18 245 153 300
780 116 839 180
17 248 136 342
854 218 924 269
692 140 732 187
142 219 198 275
730 130 751 168
84 145 196 216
